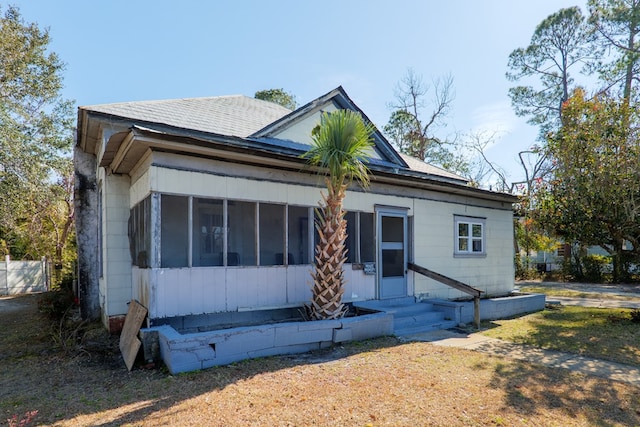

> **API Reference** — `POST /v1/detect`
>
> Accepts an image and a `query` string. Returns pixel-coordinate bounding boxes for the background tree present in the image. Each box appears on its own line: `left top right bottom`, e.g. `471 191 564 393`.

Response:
508 2 640 281
588 0 640 104
384 69 469 175
0 5 75 285
536 88 640 282
254 88 297 110
302 110 374 320
505 6 607 279
507 7 593 135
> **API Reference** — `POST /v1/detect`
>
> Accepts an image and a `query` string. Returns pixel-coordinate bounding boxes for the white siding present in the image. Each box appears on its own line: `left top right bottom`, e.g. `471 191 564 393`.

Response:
142 263 378 319
148 165 413 214
102 173 132 317
130 168 151 208
412 198 514 298
343 267 377 301
105 158 514 319
274 103 338 145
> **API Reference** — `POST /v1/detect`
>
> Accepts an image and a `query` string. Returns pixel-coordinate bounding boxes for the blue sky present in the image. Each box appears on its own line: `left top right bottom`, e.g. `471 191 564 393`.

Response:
14 0 586 183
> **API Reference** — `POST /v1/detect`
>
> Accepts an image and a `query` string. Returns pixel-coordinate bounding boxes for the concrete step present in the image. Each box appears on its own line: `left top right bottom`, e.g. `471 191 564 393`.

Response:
381 302 435 316
394 311 445 330
353 297 417 312
394 319 458 336
353 299 457 336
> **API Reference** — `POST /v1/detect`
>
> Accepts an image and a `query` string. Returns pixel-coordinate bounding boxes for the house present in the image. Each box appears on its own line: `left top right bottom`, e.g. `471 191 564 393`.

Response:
75 87 518 333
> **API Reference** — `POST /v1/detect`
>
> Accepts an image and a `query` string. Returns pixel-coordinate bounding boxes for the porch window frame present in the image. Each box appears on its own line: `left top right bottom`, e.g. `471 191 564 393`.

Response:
131 193 400 268
344 210 376 264
454 215 486 258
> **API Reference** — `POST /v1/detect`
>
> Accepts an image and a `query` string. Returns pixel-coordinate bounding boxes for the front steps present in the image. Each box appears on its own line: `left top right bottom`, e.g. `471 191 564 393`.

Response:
354 298 457 336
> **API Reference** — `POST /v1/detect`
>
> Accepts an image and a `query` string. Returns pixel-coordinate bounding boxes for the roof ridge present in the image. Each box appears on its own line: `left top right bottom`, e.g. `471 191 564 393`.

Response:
80 94 250 109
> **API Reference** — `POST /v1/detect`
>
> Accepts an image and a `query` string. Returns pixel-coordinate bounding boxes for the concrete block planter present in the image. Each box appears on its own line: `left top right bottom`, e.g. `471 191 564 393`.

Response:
142 310 393 374
430 293 546 325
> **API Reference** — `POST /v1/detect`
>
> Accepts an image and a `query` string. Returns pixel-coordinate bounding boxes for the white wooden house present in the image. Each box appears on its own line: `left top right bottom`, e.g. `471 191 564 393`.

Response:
75 87 517 332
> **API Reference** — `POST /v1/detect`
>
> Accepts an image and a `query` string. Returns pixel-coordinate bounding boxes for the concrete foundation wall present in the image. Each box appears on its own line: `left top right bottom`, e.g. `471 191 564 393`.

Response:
148 311 393 374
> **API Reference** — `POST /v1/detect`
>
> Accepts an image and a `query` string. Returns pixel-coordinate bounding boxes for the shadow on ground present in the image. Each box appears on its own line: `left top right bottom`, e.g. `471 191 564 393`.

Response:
488 359 640 426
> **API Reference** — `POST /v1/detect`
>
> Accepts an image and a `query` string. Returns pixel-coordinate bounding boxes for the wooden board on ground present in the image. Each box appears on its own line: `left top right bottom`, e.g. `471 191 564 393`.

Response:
119 300 148 371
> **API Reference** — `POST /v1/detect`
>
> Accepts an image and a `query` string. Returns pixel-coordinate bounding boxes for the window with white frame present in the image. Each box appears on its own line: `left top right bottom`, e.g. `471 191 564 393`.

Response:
454 216 486 256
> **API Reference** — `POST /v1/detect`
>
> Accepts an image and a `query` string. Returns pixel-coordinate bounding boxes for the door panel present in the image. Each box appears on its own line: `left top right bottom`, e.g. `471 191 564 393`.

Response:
378 211 407 299
382 248 404 277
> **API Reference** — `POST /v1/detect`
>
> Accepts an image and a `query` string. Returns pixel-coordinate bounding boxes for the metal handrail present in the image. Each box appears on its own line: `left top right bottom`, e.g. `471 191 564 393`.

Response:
407 262 483 329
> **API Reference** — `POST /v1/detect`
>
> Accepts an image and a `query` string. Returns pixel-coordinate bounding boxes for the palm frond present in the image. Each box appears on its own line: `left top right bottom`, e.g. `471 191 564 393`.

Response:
302 109 375 190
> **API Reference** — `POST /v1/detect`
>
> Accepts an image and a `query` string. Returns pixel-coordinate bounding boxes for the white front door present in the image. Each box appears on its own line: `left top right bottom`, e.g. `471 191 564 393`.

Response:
377 208 407 299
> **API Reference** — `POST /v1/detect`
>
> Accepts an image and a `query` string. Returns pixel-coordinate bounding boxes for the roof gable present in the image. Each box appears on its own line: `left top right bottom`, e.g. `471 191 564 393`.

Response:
251 86 407 168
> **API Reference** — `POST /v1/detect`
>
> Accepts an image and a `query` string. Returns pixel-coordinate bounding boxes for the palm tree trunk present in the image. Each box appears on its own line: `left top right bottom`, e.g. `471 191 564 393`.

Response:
307 181 348 320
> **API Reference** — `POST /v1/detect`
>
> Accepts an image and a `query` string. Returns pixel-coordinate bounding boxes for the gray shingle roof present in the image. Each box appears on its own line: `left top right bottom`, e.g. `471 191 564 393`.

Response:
399 153 468 182
82 95 292 138
81 93 468 183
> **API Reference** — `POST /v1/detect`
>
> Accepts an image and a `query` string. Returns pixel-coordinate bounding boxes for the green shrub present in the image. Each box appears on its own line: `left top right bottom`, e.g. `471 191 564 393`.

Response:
514 254 541 280
563 252 610 283
37 288 75 321
582 254 610 283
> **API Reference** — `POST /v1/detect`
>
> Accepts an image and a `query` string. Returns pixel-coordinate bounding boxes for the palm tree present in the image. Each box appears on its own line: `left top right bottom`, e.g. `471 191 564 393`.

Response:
302 109 375 320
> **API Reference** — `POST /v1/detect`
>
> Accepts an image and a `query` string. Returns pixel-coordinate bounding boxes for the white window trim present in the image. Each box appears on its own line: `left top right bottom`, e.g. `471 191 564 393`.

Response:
454 215 486 258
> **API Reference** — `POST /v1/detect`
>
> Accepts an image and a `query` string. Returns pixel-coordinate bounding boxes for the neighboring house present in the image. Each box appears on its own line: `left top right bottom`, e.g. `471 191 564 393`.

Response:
75 87 517 332
531 244 569 273
532 242 635 274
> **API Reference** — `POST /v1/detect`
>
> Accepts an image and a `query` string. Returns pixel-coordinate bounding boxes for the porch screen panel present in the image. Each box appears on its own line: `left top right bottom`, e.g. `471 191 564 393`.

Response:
288 205 309 265
259 203 285 266
129 196 151 267
193 198 223 266
140 196 151 267
313 209 321 257
227 201 256 266
360 212 375 263
161 195 188 268
344 211 357 263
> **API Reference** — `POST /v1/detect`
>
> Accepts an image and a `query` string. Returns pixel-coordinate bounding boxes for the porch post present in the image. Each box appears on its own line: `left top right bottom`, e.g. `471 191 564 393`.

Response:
473 296 480 329
74 146 100 320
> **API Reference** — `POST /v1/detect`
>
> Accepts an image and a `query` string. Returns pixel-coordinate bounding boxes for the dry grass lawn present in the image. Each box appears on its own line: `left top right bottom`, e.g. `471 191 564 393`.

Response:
2 294 640 426
481 305 640 367
519 285 640 302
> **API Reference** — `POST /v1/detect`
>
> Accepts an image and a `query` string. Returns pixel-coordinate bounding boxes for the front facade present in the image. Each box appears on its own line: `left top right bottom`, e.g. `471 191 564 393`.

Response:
75 87 516 332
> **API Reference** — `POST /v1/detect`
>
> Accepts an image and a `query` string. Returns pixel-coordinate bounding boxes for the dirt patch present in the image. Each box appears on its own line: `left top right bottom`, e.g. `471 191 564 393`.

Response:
0 294 38 314
1 293 640 426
